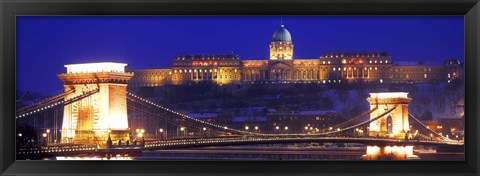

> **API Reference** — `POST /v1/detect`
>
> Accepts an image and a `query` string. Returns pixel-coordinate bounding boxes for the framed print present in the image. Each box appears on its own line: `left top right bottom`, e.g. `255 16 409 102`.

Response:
1 0 479 176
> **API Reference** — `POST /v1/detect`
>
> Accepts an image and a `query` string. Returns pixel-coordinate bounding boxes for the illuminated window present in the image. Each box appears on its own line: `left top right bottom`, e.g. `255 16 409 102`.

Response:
369 61 372 64
323 61 325 64
380 61 383 63
375 60 377 63
437 126 443 129
424 74 427 78
448 73 451 78
328 61 331 64
385 60 388 63
333 68 336 71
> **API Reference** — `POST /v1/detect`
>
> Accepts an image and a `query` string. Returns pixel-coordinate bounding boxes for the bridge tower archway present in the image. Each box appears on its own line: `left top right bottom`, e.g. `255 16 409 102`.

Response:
367 92 411 138
58 63 133 146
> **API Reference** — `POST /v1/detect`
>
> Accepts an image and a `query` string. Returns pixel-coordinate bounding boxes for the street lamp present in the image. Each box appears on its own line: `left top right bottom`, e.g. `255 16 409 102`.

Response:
245 126 249 130
42 133 47 145
202 127 207 137
46 129 50 144
254 126 259 131
180 127 186 137
159 128 164 140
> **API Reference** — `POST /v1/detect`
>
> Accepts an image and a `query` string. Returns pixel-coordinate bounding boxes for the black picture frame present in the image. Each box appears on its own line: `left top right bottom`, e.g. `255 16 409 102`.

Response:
1 0 479 175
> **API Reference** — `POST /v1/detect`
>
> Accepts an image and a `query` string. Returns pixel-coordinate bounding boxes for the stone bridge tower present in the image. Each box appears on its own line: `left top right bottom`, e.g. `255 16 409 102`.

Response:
58 62 133 146
367 92 411 138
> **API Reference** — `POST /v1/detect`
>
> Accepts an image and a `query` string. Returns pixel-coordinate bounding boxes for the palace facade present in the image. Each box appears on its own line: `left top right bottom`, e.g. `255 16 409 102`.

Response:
128 24 462 87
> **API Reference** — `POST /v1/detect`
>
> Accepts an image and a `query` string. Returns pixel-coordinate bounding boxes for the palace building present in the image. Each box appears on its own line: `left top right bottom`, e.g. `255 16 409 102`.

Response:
128 24 462 87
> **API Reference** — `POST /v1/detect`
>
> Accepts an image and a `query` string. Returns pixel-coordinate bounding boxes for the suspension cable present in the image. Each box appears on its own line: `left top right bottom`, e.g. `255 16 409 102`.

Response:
408 113 449 140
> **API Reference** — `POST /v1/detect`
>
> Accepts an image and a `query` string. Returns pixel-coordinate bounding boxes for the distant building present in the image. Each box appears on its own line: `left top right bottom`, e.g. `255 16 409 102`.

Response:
265 107 342 133
187 113 218 123
129 24 463 87
422 118 464 140
232 116 267 133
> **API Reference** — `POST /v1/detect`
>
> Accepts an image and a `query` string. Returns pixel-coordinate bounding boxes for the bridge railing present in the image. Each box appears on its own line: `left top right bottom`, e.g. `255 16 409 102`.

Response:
16 88 99 119
17 144 97 155
16 89 75 114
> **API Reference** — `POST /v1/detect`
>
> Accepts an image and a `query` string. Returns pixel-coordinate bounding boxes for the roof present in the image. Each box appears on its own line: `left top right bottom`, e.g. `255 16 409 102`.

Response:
321 51 389 58
187 113 218 119
298 110 338 115
272 24 292 42
232 116 267 122
175 55 241 61
393 61 444 66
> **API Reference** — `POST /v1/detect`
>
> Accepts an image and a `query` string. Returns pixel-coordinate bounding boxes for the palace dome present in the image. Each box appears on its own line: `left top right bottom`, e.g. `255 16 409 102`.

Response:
272 24 292 42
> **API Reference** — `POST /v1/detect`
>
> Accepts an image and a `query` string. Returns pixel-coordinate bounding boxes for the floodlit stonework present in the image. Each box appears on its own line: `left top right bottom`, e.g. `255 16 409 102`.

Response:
58 62 133 146
367 92 412 138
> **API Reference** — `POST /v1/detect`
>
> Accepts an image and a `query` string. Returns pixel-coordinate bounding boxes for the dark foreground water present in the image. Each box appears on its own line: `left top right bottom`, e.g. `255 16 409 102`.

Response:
134 144 464 161
43 143 464 161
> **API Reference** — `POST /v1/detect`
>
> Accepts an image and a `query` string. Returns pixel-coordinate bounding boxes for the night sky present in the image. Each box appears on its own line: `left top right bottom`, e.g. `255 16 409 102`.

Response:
16 16 464 95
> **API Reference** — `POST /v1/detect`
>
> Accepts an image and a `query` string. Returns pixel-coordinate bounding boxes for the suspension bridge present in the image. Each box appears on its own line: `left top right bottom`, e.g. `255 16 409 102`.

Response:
15 62 463 160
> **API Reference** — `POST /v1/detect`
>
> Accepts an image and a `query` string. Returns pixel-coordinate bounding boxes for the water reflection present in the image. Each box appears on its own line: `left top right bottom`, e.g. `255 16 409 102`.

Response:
362 145 419 160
